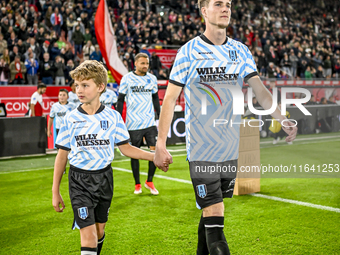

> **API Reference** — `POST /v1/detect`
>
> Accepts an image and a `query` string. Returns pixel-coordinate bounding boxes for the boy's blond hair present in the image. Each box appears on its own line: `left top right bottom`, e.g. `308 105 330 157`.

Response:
70 60 107 94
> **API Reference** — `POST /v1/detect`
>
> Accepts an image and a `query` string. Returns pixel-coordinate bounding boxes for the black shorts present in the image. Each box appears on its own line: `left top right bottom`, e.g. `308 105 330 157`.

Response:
189 160 238 209
69 164 113 229
128 126 157 148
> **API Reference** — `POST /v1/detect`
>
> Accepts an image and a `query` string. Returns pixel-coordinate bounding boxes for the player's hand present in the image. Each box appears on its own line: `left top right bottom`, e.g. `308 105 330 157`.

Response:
52 193 65 212
47 130 51 138
282 120 298 142
154 144 173 172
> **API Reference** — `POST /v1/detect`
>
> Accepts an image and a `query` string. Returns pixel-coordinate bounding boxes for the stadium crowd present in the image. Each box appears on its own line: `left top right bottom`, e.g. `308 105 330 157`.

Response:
0 0 339 85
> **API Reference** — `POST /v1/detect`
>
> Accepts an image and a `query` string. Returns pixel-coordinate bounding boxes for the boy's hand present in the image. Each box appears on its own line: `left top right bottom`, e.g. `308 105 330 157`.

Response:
47 129 51 138
154 144 173 172
282 120 298 142
52 193 65 212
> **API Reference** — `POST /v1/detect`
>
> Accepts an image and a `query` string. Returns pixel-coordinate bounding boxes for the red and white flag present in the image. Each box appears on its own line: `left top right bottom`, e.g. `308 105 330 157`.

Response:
95 0 128 84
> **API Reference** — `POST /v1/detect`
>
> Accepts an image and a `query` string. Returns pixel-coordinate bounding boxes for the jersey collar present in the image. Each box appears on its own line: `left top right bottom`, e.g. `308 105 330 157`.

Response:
77 104 105 115
133 71 147 76
200 34 228 45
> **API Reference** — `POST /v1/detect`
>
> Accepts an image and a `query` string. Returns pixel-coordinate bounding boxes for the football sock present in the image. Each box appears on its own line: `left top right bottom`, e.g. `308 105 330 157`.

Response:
197 214 209 255
147 160 156 182
131 159 140 185
97 232 105 255
81 247 97 255
203 216 230 255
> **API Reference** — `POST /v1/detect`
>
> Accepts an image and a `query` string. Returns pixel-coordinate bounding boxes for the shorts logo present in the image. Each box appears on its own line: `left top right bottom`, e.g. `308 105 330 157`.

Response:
229 50 238 61
196 184 207 198
100 120 109 130
78 207 88 220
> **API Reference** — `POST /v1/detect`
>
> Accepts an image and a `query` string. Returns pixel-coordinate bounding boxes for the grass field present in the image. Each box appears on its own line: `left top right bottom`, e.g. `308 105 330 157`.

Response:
0 132 339 254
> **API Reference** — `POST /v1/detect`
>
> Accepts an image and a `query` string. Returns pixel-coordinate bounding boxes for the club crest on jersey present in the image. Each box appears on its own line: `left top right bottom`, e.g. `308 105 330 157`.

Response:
78 207 88 220
100 120 109 130
229 50 238 61
196 184 207 198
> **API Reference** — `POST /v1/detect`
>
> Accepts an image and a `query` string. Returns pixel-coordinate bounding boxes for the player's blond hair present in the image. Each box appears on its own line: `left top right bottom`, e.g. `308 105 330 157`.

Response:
197 0 210 9
70 60 107 94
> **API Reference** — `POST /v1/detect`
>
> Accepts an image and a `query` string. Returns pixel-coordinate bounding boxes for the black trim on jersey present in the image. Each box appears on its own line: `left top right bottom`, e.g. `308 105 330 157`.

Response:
77 104 105 115
116 138 131 146
169 79 185 87
133 71 147 76
244 72 259 83
200 34 228 45
55 144 71 151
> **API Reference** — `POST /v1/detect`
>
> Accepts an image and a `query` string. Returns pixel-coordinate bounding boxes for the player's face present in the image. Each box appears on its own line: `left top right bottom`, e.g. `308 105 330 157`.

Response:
39 88 47 94
58 92 68 104
135 57 149 75
202 0 231 29
75 79 104 104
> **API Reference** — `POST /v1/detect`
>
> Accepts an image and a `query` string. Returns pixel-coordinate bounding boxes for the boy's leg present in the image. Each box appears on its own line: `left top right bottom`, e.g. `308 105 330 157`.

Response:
80 225 98 254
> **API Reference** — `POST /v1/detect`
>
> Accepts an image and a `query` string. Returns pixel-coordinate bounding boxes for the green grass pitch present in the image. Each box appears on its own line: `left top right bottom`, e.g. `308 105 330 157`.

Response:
0 132 339 254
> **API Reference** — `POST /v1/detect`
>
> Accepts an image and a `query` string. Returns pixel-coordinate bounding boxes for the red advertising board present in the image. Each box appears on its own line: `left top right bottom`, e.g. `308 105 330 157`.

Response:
147 49 177 69
0 86 70 117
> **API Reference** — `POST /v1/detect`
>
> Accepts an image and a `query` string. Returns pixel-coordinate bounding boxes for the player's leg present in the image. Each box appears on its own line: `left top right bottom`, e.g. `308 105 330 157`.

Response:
144 126 158 194
80 225 98 254
95 223 106 255
190 161 235 255
128 130 144 193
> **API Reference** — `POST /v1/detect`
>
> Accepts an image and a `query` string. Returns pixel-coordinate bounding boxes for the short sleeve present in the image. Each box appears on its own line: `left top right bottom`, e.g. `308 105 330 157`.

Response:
243 46 258 83
152 76 158 94
119 75 128 94
114 113 130 145
49 104 56 118
169 48 190 87
55 117 71 151
30 92 38 105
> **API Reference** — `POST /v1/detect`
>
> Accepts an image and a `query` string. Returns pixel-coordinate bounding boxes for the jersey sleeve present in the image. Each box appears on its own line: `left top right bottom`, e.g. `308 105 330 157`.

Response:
169 48 190 87
30 92 38 105
49 104 56 118
152 75 158 93
111 90 118 104
55 117 71 151
114 112 130 145
242 46 258 83
118 75 128 94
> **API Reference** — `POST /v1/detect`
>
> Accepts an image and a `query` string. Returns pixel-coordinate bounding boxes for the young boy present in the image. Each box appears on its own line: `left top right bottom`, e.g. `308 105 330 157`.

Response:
47 89 75 138
52 60 157 255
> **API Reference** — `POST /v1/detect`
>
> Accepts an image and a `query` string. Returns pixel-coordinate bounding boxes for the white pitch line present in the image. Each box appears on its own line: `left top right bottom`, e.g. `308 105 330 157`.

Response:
112 167 340 214
250 193 340 213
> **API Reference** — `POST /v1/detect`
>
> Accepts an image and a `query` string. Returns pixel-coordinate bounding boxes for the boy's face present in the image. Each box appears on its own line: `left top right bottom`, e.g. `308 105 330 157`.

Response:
75 79 104 104
58 91 68 104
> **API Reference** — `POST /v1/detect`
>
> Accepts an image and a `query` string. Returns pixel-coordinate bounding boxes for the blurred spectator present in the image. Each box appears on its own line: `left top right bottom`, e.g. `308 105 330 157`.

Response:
7 31 18 52
64 59 75 84
150 52 162 77
24 48 36 61
60 44 74 63
45 6 53 28
17 40 26 55
50 42 61 61
25 52 39 85
2 49 10 65
334 59 340 79
36 27 46 46
157 69 168 80
83 28 92 44
72 25 84 56
280 53 292 78
289 50 298 79
315 65 325 79
66 14 77 43
40 41 51 61
304 66 314 80
10 55 26 84
83 40 95 61
10 46 23 62
28 38 41 60
0 57 10 85
39 53 55 85
18 24 29 42
54 55 66 85
73 17 85 34
323 56 332 79
50 7 63 36
56 37 66 49
90 45 102 62
327 96 336 105
320 97 327 105
0 34 7 54
306 95 317 105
